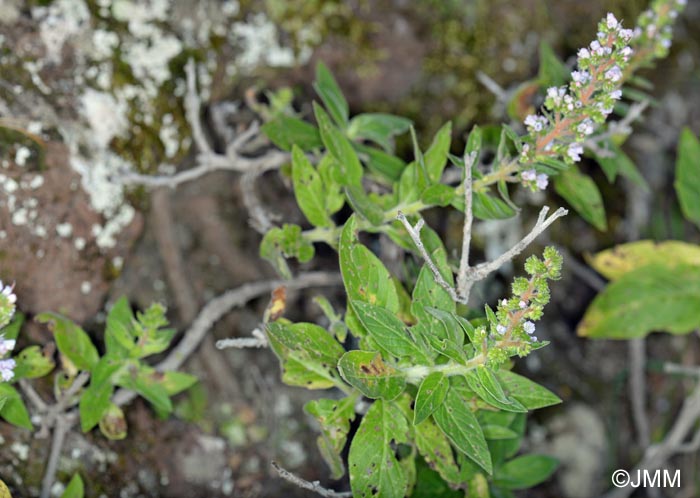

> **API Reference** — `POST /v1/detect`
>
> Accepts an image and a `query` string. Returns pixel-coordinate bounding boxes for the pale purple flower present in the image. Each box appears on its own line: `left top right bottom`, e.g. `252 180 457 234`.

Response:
619 29 634 42
0 281 16 304
496 324 507 335
531 336 538 342
0 358 15 382
571 70 591 86
523 321 536 335
661 38 672 49
568 143 584 162
536 174 549 190
605 66 623 82
524 115 548 132
519 301 527 309
501 299 508 306
0 336 15 356
590 40 605 56
610 89 622 100
620 46 633 61
521 169 537 182
577 119 595 136
578 48 591 59
606 13 619 30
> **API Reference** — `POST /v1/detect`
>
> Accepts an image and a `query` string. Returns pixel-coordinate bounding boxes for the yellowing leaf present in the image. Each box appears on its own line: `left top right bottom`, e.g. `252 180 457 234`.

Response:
587 240 700 281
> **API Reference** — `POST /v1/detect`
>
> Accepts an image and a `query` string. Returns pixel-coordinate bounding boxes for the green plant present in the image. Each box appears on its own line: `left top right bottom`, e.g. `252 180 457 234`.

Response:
254 2 686 496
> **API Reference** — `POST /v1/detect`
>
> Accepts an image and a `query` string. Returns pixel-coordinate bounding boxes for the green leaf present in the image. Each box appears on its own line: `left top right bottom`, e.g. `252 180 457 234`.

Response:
554 166 607 231
414 416 463 488
578 263 700 339
339 216 399 312
466 125 483 160
481 424 519 440
538 41 569 87
159 371 198 396
60 474 84 498
316 155 346 215
315 103 362 186
268 321 345 389
347 113 412 151
349 399 409 498
588 240 700 281
105 297 135 358
355 143 406 182
12 346 55 379
305 396 356 479
421 184 456 207
453 192 516 220
80 356 122 432
414 371 449 425
99 403 127 440
1 312 24 341
259 224 315 278
595 143 648 190
344 185 385 226
425 122 452 183
292 145 333 227
116 365 173 415
497 370 561 410
675 127 700 227
261 115 322 151
314 62 349 127
338 351 406 399
433 386 492 474
36 312 99 371
0 383 32 429
464 369 526 413
351 301 430 363
493 455 558 490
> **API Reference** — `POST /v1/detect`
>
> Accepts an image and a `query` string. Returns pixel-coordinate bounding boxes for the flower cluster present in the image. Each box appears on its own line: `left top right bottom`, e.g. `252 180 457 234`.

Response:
633 0 687 59
516 0 686 191
487 247 563 365
0 281 17 329
0 281 17 382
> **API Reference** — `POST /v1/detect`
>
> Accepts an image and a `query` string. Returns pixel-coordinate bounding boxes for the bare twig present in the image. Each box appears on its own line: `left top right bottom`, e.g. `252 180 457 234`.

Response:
476 71 508 102
117 149 289 189
111 271 341 407
240 169 274 234
605 379 700 498
664 363 700 377
630 339 651 448
471 207 567 276
271 461 352 498
583 101 649 154
184 58 213 156
40 415 71 498
456 151 477 301
36 371 90 439
18 378 48 412
396 212 461 303
216 328 268 349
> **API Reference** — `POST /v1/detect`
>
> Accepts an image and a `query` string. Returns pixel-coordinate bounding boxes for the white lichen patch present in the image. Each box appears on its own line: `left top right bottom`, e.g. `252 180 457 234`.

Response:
79 89 129 149
34 0 91 63
56 222 73 238
14 147 31 167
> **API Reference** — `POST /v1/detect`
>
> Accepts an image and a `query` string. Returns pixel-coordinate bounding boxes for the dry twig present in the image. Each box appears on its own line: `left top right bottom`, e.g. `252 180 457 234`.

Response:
271 461 352 498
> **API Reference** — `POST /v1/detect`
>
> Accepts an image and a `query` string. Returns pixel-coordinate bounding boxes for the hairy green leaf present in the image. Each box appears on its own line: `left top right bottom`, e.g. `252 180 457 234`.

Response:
338 351 406 400
314 62 349 126
675 127 700 227
494 455 559 490
36 312 99 372
292 145 333 227
414 371 449 425
261 115 322 151
433 387 492 474
554 166 607 231
349 400 409 498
